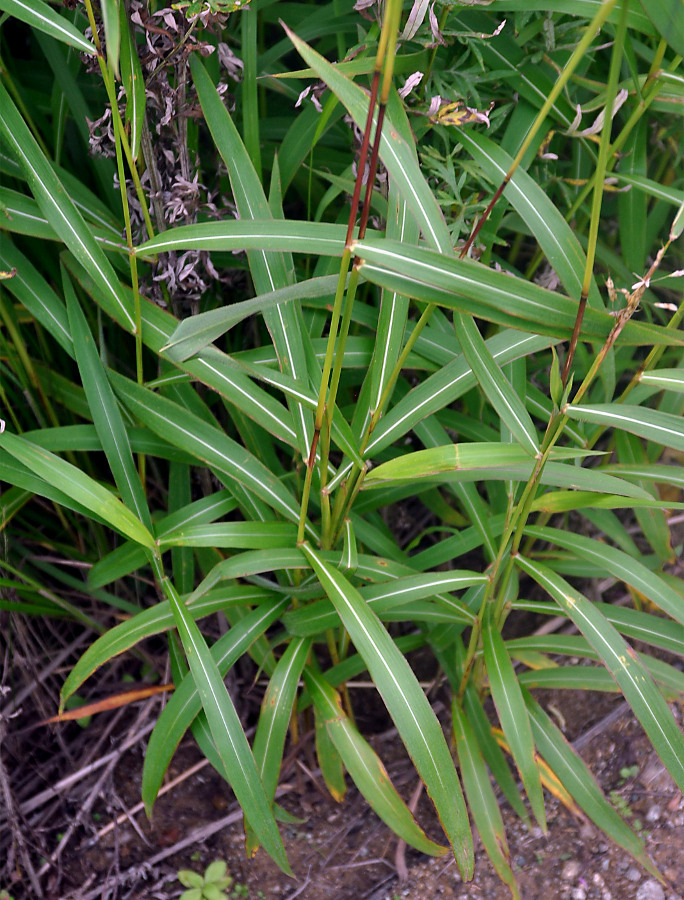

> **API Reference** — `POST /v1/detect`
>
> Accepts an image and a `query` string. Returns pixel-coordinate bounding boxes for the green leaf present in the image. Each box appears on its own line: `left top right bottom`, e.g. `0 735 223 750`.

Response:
61 586 273 706
452 700 519 899
354 238 681 347
109 372 309 533
101 0 120 77
567 402 684 452
0 83 135 332
524 525 684 627
641 369 684 393
119 0 145 160
64 272 152 532
0 430 154 548
457 318 539 455
523 690 658 876
305 667 447 857
0 0 96 55
163 275 342 361
639 0 684 56
300 543 474 878
162 576 289 873
516 555 684 796
482 610 546 831
142 601 287 824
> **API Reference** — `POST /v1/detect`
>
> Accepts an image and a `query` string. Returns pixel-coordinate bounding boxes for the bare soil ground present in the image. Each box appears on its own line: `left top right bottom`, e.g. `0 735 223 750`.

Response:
2 642 684 900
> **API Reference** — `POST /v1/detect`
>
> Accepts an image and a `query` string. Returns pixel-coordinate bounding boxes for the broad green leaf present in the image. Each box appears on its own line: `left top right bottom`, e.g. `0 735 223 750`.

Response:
300 543 474 877
142 598 288 814
567 403 684 452
353 238 681 347
305 667 447 857
523 690 658 876
486 0 655 35
163 275 342 361
161 578 289 873
516 555 684 796
0 84 135 332
452 700 519 899
0 430 154 548
0 0 96 55
65 273 152 531
61 586 273 705
109 373 309 533
530 491 684 513
639 0 684 56
482 610 546 830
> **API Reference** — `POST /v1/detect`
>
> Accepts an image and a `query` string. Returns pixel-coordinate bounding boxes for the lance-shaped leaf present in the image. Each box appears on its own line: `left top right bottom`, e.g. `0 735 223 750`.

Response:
0 83 135 332
163 275 343 362
119 0 145 160
0 430 154 548
300 543 474 878
452 699 519 900
65 274 152 532
305 667 447 857
0 0 96 55
142 598 288 814
639 0 684 56
161 578 289 873
246 637 312 856
567 403 684 453
482 609 546 831
523 689 659 876
61 586 274 705
457 317 539 455
516 555 684 796
109 372 308 532
524 525 684 628
353 238 680 347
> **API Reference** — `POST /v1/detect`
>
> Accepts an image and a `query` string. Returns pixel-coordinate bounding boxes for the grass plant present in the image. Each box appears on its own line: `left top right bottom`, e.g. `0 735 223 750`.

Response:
1 0 684 893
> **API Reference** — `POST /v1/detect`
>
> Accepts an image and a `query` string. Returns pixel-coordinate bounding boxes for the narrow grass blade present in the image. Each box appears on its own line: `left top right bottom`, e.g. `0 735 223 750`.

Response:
305 667 447 857
101 0 120 77
0 84 135 332
109 373 305 530
641 369 684 393
300 543 474 877
0 430 154 548
354 239 680 347
452 700 519 899
457 318 539 455
61 585 274 705
163 275 342 362
161 578 289 873
516 555 684 796
640 0 684 55
142 598 287 814
246 637 311 855
567 403 684 453
158 522 297 550
0 0 96 55
482 610 546 831
65 274 152 531
523 690 659 876
119 1 145 160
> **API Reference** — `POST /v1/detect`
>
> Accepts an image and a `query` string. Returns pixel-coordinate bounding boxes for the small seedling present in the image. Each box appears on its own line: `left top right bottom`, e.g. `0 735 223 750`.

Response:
177 861 233 900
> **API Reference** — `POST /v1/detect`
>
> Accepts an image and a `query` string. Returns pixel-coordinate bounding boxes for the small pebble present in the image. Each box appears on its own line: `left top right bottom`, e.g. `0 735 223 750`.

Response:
626 867 643 883
571 889 586 900
636 879 665 900
562 861 582 882
646 805 662 823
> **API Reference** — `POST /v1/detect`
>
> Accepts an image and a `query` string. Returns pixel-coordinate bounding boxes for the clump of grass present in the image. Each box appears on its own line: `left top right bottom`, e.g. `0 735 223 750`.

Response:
1 0 683 895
